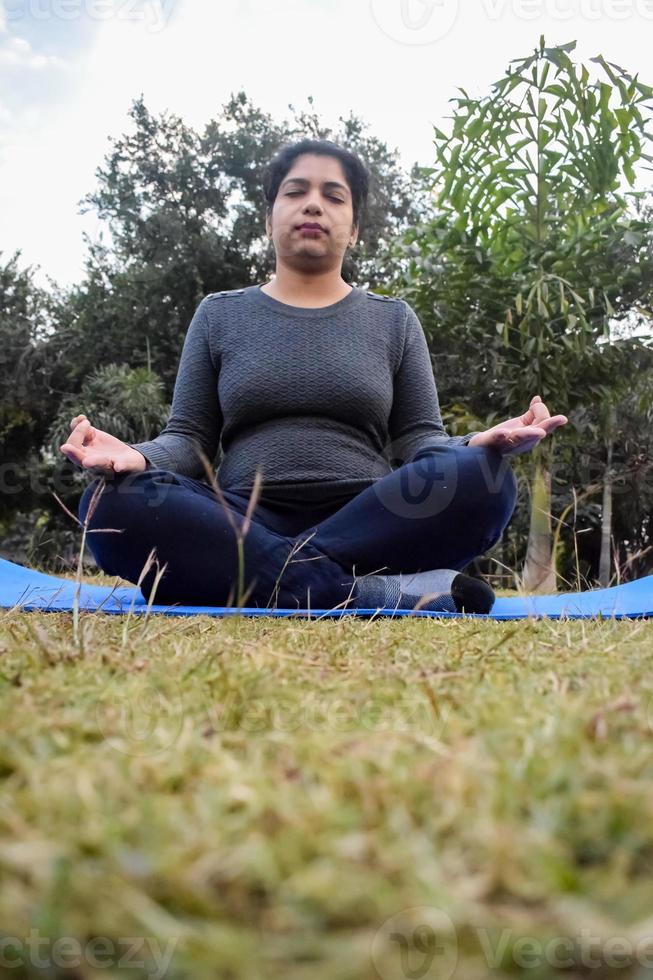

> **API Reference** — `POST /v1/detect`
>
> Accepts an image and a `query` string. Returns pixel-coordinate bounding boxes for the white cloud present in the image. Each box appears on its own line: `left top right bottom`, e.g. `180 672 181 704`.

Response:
0 33 67 69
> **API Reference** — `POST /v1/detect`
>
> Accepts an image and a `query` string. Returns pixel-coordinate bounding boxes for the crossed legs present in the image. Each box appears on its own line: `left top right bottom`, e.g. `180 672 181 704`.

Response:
78 444 518 609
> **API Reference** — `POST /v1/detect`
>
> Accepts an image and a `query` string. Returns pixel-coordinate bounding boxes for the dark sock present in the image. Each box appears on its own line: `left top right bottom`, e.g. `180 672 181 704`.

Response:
450 573 495 613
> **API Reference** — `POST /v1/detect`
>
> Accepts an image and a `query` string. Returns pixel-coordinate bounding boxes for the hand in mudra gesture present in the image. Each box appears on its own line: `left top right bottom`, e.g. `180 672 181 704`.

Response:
467 395 568 456
59 415 147 475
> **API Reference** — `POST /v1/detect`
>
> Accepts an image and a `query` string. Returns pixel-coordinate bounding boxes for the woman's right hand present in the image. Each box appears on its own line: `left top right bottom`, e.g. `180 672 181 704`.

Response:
59 415 148 475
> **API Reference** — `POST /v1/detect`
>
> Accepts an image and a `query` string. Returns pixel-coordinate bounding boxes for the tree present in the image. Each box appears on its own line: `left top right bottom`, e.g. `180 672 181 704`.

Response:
0 250 59 524
45 363 169 463
573 343 653 584
386 37 653 590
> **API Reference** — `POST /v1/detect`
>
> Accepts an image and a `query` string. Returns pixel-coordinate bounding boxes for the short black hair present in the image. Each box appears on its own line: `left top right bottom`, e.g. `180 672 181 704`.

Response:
262 139 370 232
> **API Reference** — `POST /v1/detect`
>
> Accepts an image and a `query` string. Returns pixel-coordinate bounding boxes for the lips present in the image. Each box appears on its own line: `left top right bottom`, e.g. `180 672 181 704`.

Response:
297 223 327 232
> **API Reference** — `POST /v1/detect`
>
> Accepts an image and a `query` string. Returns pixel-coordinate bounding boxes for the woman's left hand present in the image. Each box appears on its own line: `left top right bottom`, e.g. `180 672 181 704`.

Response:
467 395 568 456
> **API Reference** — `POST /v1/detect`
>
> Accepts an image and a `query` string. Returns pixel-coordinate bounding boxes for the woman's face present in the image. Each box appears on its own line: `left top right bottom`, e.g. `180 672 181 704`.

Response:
266 153 358 269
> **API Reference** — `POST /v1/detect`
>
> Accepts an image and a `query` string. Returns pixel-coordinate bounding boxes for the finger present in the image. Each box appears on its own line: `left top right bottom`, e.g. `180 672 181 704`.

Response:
497 427 547 455
70 414 88 430
76 420 96 444
502 425 547 443
60 443 84 466
540 416 568 433
60 443 112 473
62 448 110 471
522 395 542 422
79 452 114 471
68 419 91 448
531 401 551 424
522 395 545 425
504 420 568 451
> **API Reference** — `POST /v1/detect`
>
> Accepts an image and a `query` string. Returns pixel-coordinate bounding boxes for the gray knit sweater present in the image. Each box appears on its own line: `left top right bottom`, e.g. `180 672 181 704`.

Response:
128 284 481 505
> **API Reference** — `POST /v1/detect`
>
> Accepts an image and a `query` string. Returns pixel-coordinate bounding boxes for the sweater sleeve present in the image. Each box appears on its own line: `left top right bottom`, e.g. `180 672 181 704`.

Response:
386 303 482 467
127 299 222 479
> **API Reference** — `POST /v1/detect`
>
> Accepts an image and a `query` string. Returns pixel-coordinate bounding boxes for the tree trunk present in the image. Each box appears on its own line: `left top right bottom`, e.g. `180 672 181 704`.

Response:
522 446 557 593
598 412 615 587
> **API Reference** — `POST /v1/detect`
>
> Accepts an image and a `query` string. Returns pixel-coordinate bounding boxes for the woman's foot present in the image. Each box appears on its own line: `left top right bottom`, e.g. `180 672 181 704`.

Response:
353 568 495 614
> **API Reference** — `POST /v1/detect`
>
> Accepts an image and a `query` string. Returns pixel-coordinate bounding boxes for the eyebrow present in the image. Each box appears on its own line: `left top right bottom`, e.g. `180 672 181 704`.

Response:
281 177 350 196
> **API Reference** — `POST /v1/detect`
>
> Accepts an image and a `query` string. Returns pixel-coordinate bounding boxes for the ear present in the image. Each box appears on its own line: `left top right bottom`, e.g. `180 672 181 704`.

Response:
349 223 359 248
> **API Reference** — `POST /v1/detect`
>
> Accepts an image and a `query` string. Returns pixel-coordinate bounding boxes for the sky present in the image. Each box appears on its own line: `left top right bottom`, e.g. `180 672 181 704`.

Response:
1 0 652 291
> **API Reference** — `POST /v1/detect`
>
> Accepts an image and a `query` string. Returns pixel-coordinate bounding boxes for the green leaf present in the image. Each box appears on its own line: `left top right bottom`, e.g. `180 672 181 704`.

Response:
623 159 636 186
544 84 568 99
563 107 577 130
614 107 632 133
467 117 486 140
540 61 551 89
590 54 617 87
624 229 643 247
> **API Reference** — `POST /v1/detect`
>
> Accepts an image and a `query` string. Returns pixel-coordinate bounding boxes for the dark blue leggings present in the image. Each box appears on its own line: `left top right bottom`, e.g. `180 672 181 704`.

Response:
78 444 518 610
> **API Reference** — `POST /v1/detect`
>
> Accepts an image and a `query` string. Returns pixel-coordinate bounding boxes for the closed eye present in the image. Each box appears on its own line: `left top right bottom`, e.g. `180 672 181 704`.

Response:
286 191 344 202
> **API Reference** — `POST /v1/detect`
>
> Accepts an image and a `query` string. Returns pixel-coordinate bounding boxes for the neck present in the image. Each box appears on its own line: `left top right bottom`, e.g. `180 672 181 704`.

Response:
264 266 352 304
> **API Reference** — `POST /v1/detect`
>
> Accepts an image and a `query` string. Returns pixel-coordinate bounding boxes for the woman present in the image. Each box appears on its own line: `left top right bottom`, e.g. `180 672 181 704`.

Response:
60 139 567 613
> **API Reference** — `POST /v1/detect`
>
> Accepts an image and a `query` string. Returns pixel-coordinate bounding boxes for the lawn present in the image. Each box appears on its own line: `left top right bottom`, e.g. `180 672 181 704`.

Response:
1 576 653 980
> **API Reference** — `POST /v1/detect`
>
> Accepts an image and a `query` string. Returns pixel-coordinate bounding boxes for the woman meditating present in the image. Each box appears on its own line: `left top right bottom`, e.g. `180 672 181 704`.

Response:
60 139 567 613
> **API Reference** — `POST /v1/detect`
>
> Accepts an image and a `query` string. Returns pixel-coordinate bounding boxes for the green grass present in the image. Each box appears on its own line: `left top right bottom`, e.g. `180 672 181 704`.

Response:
1 580 653 980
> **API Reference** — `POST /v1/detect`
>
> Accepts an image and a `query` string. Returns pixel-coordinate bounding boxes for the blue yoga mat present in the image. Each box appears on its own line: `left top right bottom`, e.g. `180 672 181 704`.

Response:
1 557 651 620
